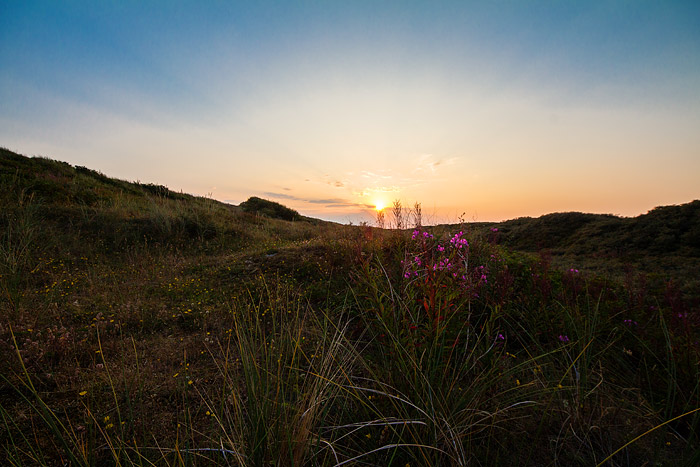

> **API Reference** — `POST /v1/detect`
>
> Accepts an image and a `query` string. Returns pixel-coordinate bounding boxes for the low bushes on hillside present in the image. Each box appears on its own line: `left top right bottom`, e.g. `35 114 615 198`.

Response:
239 196 301 221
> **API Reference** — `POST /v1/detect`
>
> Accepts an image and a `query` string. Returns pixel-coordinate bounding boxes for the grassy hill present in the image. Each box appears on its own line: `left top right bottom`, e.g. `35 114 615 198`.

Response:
494 204 700 258
1 148 699 466
456 203 700 300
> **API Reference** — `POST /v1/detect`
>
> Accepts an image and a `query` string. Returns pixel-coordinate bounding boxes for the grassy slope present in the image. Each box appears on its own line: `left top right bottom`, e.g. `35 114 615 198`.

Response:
457 203 700 300
1 148 699 466
0 148 359 464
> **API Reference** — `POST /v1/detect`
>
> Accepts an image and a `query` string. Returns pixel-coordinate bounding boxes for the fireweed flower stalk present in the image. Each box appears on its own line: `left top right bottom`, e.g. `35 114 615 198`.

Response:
402 230 489 334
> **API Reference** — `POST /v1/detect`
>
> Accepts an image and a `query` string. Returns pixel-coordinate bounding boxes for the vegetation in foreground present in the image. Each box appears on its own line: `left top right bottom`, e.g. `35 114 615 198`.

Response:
1 147 699 466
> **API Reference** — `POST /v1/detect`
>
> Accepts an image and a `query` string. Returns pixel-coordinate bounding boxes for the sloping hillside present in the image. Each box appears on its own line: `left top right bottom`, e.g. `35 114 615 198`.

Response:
1 148 698 466
491 203 700 257
454 202 700 297
0 147 329 250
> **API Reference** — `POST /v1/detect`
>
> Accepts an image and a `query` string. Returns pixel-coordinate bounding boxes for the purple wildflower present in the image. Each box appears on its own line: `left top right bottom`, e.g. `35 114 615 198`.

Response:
450 231 468 249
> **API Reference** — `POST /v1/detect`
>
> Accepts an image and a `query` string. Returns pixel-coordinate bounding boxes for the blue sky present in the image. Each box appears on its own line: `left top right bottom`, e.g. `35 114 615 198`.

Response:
2 1 699 223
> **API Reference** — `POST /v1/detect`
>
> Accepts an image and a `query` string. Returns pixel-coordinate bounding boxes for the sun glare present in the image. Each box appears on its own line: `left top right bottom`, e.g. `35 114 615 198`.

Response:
374 200 386 211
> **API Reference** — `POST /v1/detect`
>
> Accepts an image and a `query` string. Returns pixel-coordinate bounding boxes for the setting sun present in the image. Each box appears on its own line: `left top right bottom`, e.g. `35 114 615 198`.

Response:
374 200 386 211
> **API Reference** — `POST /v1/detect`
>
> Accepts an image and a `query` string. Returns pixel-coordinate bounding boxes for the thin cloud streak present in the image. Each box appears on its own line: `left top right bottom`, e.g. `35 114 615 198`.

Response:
413 155 459 173
262 191 373 209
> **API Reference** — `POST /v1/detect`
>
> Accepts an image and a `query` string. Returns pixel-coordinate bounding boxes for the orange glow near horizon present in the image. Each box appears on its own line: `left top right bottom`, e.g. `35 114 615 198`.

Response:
1 3 698 226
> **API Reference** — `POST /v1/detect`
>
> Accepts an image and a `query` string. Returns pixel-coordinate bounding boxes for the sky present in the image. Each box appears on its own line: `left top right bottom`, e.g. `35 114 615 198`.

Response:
1 1 699 224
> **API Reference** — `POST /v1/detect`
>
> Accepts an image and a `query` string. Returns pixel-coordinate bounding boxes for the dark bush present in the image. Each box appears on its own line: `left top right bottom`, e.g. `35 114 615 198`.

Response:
138 183 186 200
239 196 300 221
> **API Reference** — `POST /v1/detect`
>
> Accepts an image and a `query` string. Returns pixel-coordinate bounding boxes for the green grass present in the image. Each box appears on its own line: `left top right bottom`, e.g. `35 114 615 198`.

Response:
464 202 700 300
1 148 699 465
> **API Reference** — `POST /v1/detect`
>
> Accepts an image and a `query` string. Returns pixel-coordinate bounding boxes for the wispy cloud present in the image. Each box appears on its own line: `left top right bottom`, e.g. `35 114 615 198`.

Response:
354 186 401 197
361 170 393 180
230 154 452 214
412 154 459 174
344 155 459 200
272 154 458 211
322 174 347 188
307 197 350 204
262 191 373 209
262 191 298 201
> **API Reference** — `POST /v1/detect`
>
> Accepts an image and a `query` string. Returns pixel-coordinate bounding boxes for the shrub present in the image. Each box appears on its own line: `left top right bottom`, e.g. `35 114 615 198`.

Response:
239 196 301 221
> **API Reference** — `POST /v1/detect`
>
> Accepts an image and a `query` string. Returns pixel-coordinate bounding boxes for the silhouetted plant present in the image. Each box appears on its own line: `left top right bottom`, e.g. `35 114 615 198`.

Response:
411 201 422 228
376 208 385 229
391 199 404 230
